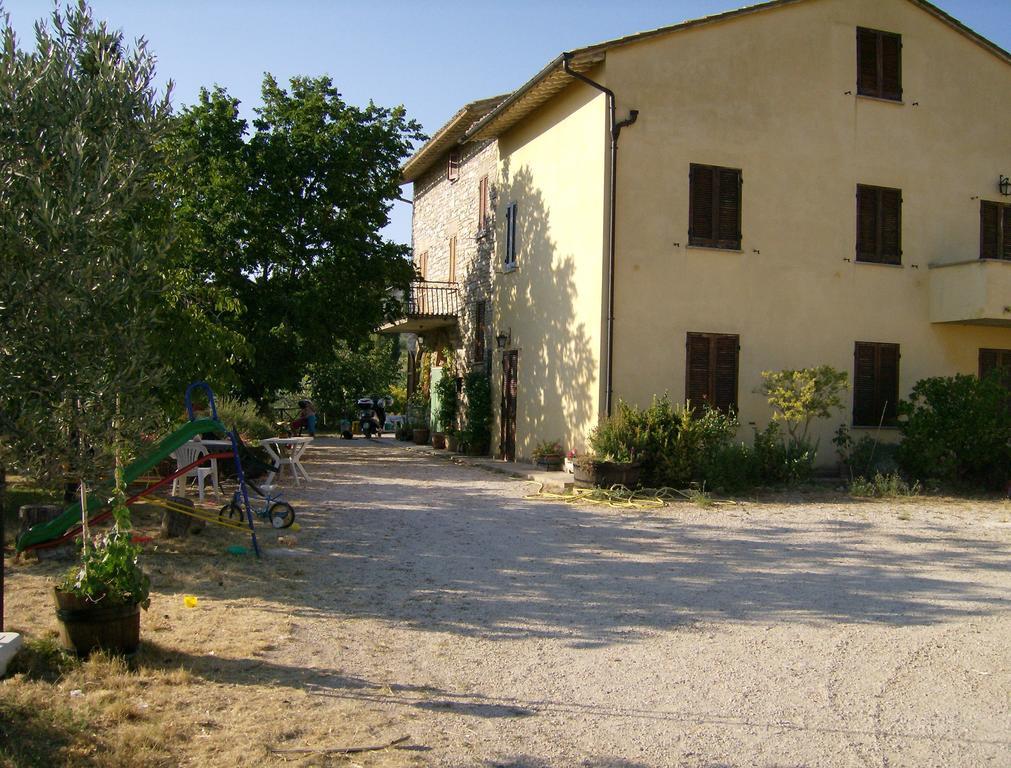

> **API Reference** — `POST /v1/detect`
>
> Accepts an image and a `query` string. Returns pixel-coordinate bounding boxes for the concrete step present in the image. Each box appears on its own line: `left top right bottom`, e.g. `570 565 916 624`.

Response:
0 632 23 677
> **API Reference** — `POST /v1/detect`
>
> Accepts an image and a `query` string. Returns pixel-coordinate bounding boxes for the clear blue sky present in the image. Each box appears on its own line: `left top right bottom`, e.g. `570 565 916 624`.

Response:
5 0 1009 245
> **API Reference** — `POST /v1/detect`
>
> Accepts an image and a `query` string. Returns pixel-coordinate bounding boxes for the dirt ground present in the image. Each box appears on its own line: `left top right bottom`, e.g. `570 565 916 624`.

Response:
3 438 1010 767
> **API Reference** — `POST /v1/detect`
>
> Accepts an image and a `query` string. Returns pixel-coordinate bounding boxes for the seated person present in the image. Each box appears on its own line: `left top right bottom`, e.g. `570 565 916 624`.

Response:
290 399 317 437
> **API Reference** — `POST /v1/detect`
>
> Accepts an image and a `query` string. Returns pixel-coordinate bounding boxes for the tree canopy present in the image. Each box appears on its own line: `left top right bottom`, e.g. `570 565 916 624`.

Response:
162 77 423 404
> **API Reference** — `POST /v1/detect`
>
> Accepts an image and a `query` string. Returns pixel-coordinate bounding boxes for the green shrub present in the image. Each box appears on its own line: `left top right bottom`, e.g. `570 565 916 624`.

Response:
897 372 1011 490
749 422 815 486
701 441 754 493
434 368 458 433
216 396 275 440
833 425 900 479
760 366 848 445
588 396 738 486
460 371 491 453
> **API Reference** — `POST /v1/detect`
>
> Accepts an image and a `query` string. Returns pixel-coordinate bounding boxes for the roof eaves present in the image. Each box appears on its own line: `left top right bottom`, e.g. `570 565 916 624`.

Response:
401 93 510 183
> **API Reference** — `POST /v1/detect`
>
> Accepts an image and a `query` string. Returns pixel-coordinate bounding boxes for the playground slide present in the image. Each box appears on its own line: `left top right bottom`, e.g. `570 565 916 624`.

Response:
15 418 228 552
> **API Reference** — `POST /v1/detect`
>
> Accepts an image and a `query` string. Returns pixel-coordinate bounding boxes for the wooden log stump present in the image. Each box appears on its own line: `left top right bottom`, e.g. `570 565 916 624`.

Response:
18 504 61 538
160 496 194 539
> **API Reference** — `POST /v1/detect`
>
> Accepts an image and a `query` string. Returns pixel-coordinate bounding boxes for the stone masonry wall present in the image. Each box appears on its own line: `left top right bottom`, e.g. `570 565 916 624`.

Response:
412 139 498 373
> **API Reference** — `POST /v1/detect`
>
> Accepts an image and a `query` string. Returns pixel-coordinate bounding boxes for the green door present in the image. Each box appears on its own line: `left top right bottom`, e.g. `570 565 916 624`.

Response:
430 366 444 432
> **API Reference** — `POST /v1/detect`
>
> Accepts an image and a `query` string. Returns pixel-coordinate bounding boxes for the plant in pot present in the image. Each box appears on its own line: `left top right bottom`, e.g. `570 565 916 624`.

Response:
407 390 430 445
532 439 564 471
432 358 459 450
574 404 643 488
55 477 151 656
460 371 492 456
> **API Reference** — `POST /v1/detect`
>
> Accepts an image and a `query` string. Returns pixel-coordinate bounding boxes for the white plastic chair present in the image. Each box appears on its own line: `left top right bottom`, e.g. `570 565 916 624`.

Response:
171 442 218 501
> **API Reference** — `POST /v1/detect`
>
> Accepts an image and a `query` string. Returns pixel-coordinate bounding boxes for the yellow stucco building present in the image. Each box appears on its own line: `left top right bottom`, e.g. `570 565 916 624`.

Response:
401 0 1011 465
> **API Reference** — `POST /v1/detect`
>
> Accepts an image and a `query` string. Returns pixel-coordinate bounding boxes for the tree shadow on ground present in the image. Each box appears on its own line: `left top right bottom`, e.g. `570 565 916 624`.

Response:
187 439 1011 646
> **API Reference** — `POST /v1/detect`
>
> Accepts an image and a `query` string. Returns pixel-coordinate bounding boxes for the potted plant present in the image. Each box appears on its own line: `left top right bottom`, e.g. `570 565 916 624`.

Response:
460 371 492 456
574 407 642 488
433 355 458 451
54 480 151 656
445 426 459 452
407 390 430 444
532 439 564 471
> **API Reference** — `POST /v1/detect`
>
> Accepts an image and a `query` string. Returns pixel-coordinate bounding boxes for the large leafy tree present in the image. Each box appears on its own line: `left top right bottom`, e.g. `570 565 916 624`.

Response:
308 335 403 420
163 77 423 404
0 3 175 487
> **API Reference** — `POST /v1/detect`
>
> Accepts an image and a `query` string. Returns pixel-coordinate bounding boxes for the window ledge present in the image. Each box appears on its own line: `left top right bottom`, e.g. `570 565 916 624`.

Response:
686 245 744 253
854 260 904 268
855 94 904 105
851 424 900 430
502 263 518 274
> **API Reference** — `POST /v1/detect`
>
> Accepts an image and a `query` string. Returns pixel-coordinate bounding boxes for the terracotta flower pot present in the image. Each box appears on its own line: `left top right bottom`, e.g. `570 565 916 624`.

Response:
432 432 447 449
446 434 459 452
412 428 430 445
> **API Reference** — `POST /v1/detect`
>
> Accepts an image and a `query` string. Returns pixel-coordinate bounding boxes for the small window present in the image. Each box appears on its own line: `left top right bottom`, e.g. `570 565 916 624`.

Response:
448 236 457 283
478 175 490 231
857 27 902 101
689 164 742 250
853 341 900 426
417 251 428 280
685 332 739 414
980 348 1011 389
447 151 460 182
981 201 1011 260
856 184 902 264
473 301 487 362
504 202 517 269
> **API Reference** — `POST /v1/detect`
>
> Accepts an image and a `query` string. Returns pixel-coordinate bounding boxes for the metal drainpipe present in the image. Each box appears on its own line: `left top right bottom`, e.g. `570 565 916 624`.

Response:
562 52 638 418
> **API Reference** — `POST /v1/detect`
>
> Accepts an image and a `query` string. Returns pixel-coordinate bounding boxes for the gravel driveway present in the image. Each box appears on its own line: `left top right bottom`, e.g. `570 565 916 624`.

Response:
278 438 1010 767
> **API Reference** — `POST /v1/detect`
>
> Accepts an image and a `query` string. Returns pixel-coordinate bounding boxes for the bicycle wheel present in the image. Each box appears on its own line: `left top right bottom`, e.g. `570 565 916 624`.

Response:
219 501 245 523
268 501 295 529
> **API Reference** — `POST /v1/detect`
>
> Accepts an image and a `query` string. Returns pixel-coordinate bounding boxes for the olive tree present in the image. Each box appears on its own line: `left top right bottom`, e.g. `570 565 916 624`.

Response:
0 2 173 490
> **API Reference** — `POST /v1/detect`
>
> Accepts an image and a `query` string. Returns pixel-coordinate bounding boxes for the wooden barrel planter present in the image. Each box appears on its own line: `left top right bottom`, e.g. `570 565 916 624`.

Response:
573 460 641 489
53 589 141 657
535 454 564 472
412 428 430 445
432 432 447 449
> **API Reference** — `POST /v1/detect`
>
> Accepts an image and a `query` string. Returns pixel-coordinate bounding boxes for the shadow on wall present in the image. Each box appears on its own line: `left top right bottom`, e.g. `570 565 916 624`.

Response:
495 160 598 457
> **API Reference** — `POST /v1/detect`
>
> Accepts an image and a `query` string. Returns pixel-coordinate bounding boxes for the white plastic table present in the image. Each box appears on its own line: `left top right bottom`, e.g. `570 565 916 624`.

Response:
260 437 313 485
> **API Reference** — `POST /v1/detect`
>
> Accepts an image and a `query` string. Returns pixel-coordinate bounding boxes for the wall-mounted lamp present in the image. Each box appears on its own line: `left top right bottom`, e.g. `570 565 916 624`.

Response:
1000 175 1011 196
495 329 511 350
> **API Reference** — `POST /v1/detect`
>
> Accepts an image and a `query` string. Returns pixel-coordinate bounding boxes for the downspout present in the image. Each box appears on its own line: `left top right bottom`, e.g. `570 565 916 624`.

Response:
562 52 638 419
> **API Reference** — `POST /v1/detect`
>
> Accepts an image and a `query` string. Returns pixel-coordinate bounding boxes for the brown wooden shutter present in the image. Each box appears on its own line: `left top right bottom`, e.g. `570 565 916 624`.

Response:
880 188 901 264
448 236 457 282
980 348 999 378
1003 207 1011 261
853 342 877 426
981 201 999 259
689 165 714 245
478 175 489 230
717 168 742 248
856 186 878 260
713 335 739 413
686 333 712 410
877 344 900 424
857 28 878 95
880 33 902 100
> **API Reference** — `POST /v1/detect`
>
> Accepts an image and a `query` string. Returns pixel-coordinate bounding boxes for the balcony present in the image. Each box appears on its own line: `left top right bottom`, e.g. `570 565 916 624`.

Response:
379 280 460 334
929 259 1011 326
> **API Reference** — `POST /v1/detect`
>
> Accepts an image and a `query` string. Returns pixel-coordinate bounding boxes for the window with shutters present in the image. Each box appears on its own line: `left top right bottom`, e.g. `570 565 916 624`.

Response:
979 348 1011 390
447 151 460 182
685 332 739 414
856 184 902 264
478 175 490 232
853 342 900 427
473 301 487 363
448 236 457 283
980 201 1011 261
689 164 742 250
857 27 902 101
504 201 518 269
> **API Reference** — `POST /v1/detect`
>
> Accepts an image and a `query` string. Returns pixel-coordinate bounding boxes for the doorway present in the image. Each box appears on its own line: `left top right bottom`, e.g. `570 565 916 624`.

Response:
500 350 517 461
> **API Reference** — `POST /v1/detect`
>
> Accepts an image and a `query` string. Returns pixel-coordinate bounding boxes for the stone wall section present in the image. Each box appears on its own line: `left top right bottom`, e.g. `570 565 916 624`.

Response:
412 139 498 372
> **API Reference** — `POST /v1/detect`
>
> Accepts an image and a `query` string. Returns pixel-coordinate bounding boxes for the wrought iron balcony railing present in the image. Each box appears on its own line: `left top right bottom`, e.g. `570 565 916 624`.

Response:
406 280 459 317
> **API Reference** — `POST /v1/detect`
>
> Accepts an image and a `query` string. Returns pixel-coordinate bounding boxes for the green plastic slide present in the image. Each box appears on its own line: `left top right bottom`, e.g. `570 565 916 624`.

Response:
15 418 227 552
